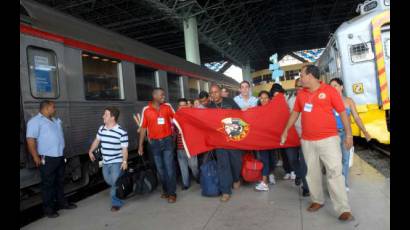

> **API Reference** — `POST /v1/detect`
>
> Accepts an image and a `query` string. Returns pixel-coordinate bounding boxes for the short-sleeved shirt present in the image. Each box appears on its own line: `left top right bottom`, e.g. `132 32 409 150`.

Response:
141 102 175 140
96 124 128 164
293 82 345 141
26 113 65 157
207 97 241 110
287 94 302 138
234 94 258 109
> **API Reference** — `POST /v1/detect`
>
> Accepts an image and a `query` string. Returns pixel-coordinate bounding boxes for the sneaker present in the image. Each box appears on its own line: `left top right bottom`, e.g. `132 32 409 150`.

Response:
346 187 350 192
283 173 291 180
255 182 269 191
268 174 276 185
290 171 296 180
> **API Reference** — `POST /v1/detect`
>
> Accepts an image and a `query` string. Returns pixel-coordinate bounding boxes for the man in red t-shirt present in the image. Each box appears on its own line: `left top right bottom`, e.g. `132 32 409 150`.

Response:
280 65 353 221
138 88 177 203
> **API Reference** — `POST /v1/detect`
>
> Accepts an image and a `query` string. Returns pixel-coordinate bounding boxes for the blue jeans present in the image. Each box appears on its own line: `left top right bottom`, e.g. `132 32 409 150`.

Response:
215 149 243 195
102 162 124 207
177 149 199 187
284 147 309 191
257 150 276 176
149 136 177 196
338 130 350 187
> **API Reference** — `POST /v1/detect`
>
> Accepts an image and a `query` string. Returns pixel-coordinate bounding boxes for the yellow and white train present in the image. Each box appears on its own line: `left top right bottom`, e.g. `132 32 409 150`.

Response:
317 0 390 145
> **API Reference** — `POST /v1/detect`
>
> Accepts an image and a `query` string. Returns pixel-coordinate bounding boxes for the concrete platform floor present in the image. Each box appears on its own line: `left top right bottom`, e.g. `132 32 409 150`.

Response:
22 154 389 230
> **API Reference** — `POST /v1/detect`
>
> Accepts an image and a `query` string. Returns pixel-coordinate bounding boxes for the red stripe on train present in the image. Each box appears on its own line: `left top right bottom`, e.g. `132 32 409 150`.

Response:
20 24 209 81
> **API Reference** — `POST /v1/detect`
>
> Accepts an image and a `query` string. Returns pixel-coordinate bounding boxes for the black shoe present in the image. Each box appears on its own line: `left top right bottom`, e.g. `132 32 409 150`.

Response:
302 189 310 197
45 211 59 218
295 177 301 186
58 202 77 210
182 186 190 190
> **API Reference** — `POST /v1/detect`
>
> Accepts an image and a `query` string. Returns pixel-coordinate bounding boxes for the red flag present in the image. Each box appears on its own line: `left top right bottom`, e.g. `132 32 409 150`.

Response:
173 93 300 157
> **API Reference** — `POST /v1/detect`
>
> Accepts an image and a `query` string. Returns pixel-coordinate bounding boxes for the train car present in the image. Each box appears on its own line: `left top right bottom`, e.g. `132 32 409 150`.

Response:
316 0 390 145
20 0 239 211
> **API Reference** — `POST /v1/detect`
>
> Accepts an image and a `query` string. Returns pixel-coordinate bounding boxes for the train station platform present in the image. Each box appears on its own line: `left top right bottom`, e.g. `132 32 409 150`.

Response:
22 154 389 230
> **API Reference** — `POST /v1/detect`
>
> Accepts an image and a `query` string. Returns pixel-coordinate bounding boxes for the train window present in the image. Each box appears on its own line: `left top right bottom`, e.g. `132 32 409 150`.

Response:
135 64 156 101
350 42 374 63
188 78 199 99
200 80 209 92
82 52 124 100
27 46 60 99
167 73 181 102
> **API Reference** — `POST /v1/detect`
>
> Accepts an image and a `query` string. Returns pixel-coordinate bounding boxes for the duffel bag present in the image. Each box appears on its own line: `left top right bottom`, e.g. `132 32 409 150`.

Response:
133 156 158 194
241 152 263 182
115 171 134 199
200 152 220 197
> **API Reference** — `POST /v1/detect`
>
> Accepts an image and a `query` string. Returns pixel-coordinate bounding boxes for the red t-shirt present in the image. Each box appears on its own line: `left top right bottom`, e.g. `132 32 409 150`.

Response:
141 102 175 140
293 82 345 141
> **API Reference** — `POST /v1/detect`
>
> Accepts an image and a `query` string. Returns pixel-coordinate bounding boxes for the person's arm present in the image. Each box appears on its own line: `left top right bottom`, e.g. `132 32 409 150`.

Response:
280 111 300 145
121 147 128 170
26 119 41 167
348 98 371 141
26 138 41 167
138 127 147 156
339 111 353 150
88 138 100 162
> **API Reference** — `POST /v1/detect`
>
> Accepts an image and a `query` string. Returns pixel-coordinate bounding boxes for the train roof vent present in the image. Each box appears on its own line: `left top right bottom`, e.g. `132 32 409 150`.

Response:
356 0 389 15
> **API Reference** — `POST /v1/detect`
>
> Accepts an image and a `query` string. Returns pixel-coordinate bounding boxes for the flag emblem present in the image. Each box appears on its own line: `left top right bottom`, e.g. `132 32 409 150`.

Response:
218 118 250 141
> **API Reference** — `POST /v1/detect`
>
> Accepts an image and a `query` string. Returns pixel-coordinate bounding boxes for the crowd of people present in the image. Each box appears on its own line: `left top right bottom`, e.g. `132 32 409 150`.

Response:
26 64 371 222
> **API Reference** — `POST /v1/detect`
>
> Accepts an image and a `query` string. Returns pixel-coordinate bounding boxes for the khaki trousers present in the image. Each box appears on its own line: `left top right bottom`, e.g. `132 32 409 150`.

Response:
301 136 351 215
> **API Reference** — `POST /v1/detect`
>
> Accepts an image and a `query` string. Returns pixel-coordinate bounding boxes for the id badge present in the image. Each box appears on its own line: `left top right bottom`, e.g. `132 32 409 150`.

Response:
304 103 313 112
157 117 165 125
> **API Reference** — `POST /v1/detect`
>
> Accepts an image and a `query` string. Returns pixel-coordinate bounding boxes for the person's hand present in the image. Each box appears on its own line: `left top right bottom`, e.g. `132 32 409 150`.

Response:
344 136 353 150
138 145 144 156
280 131 288 146
88 151 96 162
33 155 41 167
121 161 128 171
364 131 371 142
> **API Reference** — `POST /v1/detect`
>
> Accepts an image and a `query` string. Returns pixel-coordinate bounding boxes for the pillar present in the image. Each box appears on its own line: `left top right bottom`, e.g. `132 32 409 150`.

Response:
183 16 201 65
242 61 252 83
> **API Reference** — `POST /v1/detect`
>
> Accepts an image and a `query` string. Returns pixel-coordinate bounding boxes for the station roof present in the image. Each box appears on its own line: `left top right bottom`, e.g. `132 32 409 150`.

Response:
29 0 362 70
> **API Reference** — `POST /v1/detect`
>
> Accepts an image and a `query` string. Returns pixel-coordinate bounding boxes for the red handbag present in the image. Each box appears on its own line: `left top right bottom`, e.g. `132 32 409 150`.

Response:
241 152 263 182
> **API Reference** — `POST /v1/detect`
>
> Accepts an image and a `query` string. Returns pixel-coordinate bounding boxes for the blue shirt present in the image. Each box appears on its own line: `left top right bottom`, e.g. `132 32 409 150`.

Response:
26 113 65 157
334 107 351 129
233 94 258 109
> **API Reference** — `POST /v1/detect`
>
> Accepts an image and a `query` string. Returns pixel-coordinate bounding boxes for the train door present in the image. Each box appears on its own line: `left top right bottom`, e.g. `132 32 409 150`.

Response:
20 34 72 188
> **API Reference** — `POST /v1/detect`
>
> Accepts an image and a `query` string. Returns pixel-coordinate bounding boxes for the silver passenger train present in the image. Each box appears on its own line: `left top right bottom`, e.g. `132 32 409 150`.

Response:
20 0 239 210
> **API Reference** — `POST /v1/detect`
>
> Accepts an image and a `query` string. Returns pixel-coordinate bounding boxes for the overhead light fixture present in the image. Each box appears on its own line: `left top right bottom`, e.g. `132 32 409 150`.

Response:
92 56 100 59
102 58 109 62
111 60 118 63
82 53 89 57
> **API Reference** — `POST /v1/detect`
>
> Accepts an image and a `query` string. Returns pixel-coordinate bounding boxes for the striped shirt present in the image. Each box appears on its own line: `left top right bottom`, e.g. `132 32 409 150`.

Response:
96 124 128 164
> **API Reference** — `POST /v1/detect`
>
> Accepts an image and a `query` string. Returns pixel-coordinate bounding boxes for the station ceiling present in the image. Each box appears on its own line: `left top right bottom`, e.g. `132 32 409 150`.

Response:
31 0 362 71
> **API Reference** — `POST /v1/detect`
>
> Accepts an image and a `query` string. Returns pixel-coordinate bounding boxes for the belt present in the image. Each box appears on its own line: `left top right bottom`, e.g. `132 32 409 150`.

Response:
150 135 172 141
